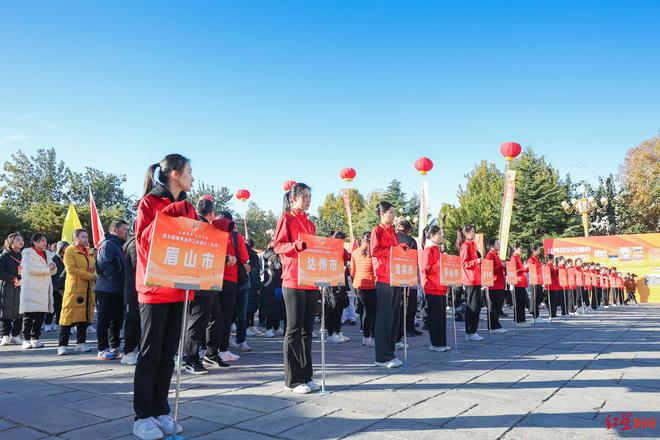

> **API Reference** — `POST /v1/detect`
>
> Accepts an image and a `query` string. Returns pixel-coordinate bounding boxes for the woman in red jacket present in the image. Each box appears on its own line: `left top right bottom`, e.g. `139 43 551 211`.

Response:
526 245 543 320
545 254 561 318
351 232 376 347
273 183 319 394
511 243 529 326
133 154 197 440
371 201 408 368
485 239 507 334
457 225 483 340
421 226 451 351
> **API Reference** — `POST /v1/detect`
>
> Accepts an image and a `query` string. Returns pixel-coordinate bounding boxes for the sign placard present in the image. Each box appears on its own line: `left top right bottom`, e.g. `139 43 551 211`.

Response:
297 234 346 287
542 265 552 285
591 273 598 286
145 212 229 290
575 269 583 287
568 268 576 287
529 265 539 286
390 246 418 287
439 254 461 286
481 259 494 287
558 267 568 288
506 260 518 285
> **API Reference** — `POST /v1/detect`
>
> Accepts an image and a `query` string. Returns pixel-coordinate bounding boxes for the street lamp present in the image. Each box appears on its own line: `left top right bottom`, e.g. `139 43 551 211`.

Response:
562 184 608 237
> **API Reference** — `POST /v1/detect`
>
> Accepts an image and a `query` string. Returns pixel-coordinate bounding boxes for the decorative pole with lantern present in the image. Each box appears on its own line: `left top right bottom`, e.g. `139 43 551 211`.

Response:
339 167 357 246
414 157 433 249
561 184 608 237
235 189 251 239
497 142 522 261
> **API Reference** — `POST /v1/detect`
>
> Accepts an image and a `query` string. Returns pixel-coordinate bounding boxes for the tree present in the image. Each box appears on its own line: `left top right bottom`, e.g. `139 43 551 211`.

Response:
0 148 69 209
617 135 660 233
315 189 366 238
68 166 136 225
354 190 382 237
189 181 233 215
235 202 279 250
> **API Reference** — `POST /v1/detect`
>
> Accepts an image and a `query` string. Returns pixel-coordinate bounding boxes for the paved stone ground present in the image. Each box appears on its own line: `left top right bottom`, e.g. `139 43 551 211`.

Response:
1 303 659 439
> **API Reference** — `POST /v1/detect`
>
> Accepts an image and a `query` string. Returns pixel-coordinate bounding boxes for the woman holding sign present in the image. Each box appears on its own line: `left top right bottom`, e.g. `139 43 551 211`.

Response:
133 154 196 440
485 239 507 333
457 225 484 341
371 201 407 368
273 182 321 394
511 243 529 326
421 226 451 351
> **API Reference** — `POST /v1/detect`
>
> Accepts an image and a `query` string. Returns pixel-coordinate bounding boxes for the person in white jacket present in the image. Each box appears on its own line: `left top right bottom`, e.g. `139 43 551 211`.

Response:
20 233 56 349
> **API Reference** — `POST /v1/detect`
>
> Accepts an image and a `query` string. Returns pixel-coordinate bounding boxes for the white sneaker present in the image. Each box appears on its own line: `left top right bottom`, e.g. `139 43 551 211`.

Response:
87 325 96 333
327 334 342 344
465 333 484 341
30 339 44 348
133 417 164 440
362 336 374 346
230 323 237 333
289 384 312 394
76 343 92 352
306 380 321 392
21 340 33 349
219 351 240 362
338 333 351 342
492 328 508 334
44 324 54 332
0 335 10 346
517 322 532 327
71 326 77 335
312 331 319 339
10 335 23 345
57 346 69 356
237 342 251 352
395 341 409 350
264 329 275 338
275 328 285 336
246 326 264 337
374 358 403 368
229 336 238 349
429 345 451 352
121 350 139 365
53 324 60 331
156 414 183 436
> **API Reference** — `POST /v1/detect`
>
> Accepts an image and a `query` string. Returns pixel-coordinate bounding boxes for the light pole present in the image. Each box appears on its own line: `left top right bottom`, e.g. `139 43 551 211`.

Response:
561 184 608 237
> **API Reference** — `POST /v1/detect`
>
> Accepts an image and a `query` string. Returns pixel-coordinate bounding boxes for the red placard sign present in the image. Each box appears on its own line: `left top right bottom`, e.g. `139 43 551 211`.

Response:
558 268 568 288
390 246 418 287
506 260 518 285
591 273 598 286
439 254 461 286
297 234 346 287
568 268 576 287
529 265 539 285
481 259 494 287
584 270 592 287
542 265 552 285
575 269 583 287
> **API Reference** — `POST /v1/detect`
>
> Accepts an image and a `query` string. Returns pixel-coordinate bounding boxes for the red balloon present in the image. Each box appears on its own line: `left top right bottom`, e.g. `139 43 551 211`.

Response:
500 142 522 161
283 180 296 192
235 189 251 201
339 167 357 182
414 157 433 175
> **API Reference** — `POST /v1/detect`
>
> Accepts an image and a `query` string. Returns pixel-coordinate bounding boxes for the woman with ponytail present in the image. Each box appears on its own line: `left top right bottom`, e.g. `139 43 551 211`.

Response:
511 243 530 325
421 226 451 352
132 154 197 440
371 201 408 368
351 231 376 347
273 183 320 394
457 225 484 341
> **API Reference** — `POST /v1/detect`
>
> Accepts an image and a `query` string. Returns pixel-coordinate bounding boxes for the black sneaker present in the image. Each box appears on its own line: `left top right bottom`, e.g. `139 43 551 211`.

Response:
185 359 208 375
203 354 230 368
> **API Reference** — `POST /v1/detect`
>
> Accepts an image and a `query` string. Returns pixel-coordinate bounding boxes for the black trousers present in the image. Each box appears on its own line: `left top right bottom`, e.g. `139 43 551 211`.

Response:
357 289 377 338
283 288 319 388
124 317 141 354
265 314 281 331
184 295 213 362
426 294 447 347
463 285 481 334
513 287 527 323
375 282 402 363
398 288 418 341
0 318 22 337
529 285 542 318
59 323 88 346
578 287 590 307
591 288 599 309
487 290 504 330
207 282 237 355
325 299 343 336
22 312 45 340
96 291 124 351
44 293 63 325
134 301 184 420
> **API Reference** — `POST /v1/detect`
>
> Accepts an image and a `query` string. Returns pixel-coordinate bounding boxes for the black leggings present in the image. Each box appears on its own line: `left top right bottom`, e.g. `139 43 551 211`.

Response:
283 288 319 388
357 289 377 338
487 290 504 330
426 294 447 347
463 285 481 334
59 323 88 346
325 299 343 336
207 282 237 355
513 287 527 323
22 312 45 341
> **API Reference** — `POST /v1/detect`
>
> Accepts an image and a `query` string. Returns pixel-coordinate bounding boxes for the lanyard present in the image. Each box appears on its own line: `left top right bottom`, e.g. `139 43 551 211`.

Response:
291 212 311 236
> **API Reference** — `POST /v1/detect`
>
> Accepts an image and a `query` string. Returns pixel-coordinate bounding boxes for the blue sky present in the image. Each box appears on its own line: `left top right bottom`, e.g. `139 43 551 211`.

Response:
1 1 658 215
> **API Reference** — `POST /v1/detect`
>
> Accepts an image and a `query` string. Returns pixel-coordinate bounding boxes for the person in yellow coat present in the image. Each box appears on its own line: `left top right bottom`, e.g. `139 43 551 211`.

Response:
57 229 96 355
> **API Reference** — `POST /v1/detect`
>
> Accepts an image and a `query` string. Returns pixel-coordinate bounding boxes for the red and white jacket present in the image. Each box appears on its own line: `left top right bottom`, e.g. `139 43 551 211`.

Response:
273 209 316 291
421 245 448 295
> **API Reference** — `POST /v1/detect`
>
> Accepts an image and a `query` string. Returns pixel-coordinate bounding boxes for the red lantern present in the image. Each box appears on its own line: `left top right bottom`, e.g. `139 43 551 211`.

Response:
235 189 251 202
283 180 296 192
500 142 522 161
414 157 433 175
339 167 357 182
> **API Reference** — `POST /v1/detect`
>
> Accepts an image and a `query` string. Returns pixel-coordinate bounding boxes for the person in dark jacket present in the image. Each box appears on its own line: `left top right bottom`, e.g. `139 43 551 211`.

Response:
44 241 68 332
121 233 140 365
324 231 351 344
0 232 24 346
260 244 284 338
246 239 264 337
95 219 129 361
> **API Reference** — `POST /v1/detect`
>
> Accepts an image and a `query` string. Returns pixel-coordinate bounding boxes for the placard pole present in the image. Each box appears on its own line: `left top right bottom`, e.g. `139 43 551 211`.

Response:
531 284 536 330
451 286 459 353
547 285 554 323
171 289 191 440
563 287 568 318
318 285 327 393
485 287 492 340
511 283 518 329
403 286 408 366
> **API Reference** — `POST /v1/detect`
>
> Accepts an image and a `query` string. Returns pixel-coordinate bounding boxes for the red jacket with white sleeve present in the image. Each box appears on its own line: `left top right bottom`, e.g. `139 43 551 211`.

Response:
273 209 316 291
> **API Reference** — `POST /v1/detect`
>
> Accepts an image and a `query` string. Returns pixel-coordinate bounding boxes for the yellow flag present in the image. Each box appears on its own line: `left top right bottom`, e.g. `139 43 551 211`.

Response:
61 204 83 243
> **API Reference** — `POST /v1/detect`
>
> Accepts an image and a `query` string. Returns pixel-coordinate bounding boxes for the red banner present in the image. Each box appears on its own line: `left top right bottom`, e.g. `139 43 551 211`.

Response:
390 247 418 287
439 254 461 286
558 268 568 288
506 260 517 285
542 265 552 285
481 259 494 287
297 234 346 287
